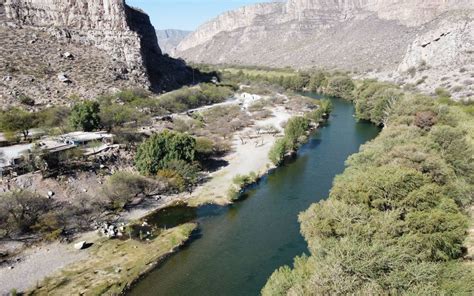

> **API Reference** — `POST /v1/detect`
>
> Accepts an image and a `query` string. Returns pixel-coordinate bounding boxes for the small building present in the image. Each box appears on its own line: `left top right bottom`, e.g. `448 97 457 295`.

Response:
0 132 114 171
0 143 33 168
60 131 114 146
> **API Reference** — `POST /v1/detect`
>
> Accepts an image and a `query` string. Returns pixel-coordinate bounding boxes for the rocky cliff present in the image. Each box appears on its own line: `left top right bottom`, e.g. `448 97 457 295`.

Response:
387 10 473 100
0 0 198 108
156 29 191 55
3 0 161 87
175 0 473 99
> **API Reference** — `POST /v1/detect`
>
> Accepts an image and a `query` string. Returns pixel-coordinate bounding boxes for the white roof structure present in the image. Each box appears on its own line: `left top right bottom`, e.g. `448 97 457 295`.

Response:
0 143 33 168
0 131 114 168
59 131 113 144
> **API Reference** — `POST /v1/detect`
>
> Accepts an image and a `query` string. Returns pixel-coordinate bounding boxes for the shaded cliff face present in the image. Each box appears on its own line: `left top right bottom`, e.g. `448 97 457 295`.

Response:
0 0 202 107
175 0 473 76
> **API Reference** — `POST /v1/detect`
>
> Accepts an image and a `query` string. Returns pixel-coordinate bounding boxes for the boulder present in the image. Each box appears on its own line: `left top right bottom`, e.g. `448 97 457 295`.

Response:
74 241 87 250
57 73 71 83
63 52 74 59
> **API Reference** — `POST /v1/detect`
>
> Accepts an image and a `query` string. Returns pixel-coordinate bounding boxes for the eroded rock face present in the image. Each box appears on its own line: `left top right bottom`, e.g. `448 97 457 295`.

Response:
175 0 473 74
4 0 156 88
391 11 474 100
284 0 473 26
0 0 202 107
399 11 474 72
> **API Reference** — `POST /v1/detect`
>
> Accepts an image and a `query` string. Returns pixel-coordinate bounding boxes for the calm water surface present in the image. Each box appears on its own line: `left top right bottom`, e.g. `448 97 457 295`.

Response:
129 95 380 296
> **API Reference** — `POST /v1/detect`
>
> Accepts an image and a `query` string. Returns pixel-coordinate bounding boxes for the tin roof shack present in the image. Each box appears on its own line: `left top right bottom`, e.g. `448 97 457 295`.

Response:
0 132 115 176
59 132 115 155
61 132 113 146
0 143 33 169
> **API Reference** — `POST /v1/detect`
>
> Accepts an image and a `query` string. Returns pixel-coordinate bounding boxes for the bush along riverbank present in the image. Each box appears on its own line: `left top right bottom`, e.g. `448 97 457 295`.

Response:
226 99 333 202
269 100 332 166
262 79 474 294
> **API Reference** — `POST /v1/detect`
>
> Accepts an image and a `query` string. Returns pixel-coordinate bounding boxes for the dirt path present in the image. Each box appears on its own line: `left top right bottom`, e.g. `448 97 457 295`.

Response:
0 241 89 294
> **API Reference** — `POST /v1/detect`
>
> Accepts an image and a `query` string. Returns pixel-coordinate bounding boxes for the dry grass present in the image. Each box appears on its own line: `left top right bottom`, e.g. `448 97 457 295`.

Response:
223 67 296 78
29 223 197 296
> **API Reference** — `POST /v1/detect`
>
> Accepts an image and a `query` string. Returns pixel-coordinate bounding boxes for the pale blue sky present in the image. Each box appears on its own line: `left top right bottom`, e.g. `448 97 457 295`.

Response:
127 0 273 31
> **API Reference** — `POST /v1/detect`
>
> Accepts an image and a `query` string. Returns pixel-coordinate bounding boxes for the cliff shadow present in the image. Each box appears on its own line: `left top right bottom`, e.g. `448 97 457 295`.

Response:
125 4 215 92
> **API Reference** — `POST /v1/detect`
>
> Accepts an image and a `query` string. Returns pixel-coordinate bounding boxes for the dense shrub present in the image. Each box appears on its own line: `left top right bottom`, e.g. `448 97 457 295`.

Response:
308 71 327 92
195 137 215 159
38 106 71 133
135 130 196 176
325 75 355 100
157 84 232 113
69 101 101 132
0 108 39 140
103 172 161 210
284 116 310 151
263 81 474 295
268 116 311 165
354 80 403 125
0 191 54 238
99 104 144 131
162 159 200 189
269 138 288 165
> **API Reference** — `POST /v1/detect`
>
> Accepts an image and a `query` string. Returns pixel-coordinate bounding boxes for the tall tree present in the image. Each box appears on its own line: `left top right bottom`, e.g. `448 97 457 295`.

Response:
0 108 38 141
69 101 101 132
135 130 196 176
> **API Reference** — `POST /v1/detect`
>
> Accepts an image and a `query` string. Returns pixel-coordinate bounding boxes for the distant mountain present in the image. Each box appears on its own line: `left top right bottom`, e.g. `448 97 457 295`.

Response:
174 0 473 98
156 29 191 55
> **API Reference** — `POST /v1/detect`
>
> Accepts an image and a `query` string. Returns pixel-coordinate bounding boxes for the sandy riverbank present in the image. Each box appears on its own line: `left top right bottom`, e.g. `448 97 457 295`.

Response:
187 106 292 206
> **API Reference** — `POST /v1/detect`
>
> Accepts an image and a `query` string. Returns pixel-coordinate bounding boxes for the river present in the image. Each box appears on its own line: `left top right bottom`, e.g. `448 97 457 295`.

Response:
129 95 380 296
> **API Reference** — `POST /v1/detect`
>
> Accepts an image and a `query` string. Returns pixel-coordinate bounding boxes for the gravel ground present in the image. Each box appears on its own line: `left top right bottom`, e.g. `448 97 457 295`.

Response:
0 241 89 294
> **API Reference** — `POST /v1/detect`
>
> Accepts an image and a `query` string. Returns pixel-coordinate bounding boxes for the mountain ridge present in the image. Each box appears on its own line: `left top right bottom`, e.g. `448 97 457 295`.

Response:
175 0 473 99
156 29 191 55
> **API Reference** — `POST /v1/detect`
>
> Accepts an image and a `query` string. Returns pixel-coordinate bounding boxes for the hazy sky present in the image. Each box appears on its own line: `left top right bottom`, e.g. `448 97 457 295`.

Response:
127 0 273 31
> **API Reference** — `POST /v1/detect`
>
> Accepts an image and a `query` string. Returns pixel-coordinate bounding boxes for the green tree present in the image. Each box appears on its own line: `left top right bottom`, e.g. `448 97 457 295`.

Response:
69 101 101 132
308 71 327 92
284 117 310 151
135 130 196 176
325 76 355 100
99 104 140 132
269 138 288 165
0 108 38 141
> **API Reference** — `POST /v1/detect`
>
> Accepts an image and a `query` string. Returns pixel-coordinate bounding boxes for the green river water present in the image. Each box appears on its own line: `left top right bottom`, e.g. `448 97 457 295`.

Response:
129 95 380 296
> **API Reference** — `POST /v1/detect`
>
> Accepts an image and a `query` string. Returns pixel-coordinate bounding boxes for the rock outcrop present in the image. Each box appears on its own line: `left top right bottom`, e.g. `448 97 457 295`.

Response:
156 29 191 55
390 10 473 99
398 11 473 73
175 0 473 99
0 0 200 107
176 0 474 70
4 0 160 88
